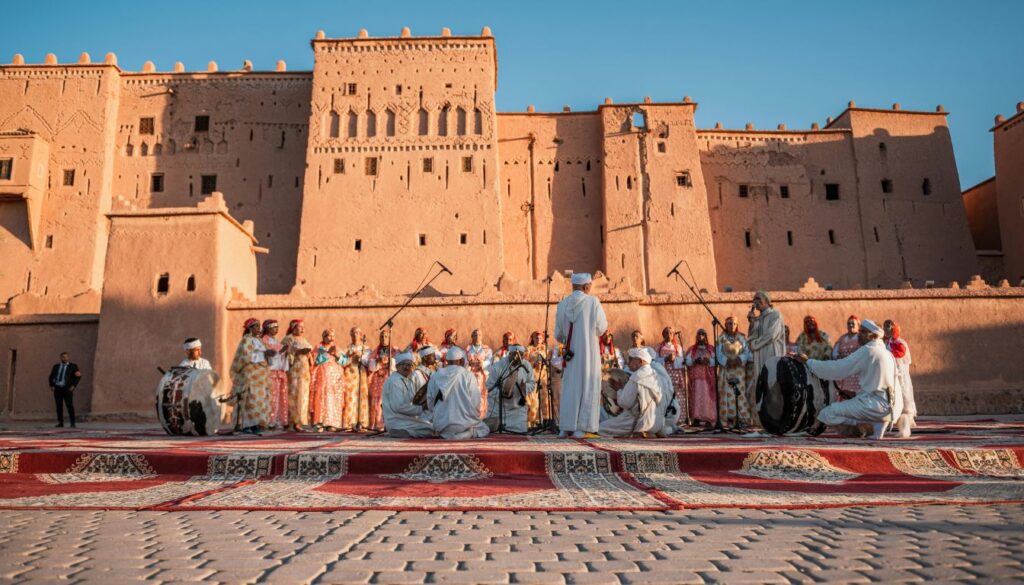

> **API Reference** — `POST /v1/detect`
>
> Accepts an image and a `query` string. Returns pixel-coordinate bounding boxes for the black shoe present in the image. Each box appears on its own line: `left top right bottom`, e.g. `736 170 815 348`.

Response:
55 423 64 428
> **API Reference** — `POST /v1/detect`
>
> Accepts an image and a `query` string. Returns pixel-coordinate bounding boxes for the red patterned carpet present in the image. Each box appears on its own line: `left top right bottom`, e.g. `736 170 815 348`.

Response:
1 419 1023 511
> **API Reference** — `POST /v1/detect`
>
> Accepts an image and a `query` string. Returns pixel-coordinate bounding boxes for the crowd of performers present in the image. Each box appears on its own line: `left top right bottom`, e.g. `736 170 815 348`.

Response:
178 276 917 440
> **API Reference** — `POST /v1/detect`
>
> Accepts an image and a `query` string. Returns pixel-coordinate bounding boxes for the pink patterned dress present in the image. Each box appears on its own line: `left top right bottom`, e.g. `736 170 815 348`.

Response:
685 343 718 425
365 345 394 431
309 344 347 429
831 333 861 401
262 334 290 428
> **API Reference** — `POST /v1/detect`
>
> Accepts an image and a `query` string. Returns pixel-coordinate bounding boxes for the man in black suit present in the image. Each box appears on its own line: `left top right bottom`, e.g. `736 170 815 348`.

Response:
48 352 81 428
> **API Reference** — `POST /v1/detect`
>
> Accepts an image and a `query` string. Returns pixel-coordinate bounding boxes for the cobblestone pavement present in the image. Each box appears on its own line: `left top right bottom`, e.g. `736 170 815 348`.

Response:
1 505 1022 584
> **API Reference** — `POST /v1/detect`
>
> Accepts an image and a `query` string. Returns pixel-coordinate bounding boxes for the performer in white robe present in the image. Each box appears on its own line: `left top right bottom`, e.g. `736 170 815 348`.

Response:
804 320 903 440
428 347 490 440
179 338 213 370
885 320 917 438
646 347 679 437
599 349 662 437
382 353 434 438
484 345 537 433
413 346 440 390
554 272 608 438
747 290 785 427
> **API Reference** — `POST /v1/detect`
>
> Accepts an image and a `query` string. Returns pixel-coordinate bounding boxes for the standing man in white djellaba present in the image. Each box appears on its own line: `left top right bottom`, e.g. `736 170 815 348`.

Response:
428 347 490 439
554 272 608 438
746 290 785 426
598 348 662 437
484 344 537 433
382 353 434 438
800 319 903 440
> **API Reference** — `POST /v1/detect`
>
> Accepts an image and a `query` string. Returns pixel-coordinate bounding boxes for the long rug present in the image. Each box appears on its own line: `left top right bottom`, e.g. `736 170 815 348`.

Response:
1 419 1023 511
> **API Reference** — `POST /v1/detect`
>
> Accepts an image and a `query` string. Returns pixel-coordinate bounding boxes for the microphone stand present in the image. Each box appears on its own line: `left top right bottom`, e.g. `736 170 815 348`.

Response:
530 275 559 435
669 264 727 434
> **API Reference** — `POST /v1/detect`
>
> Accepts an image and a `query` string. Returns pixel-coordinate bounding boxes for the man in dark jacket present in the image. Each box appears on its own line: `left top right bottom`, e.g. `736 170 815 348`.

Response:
48 352 81 428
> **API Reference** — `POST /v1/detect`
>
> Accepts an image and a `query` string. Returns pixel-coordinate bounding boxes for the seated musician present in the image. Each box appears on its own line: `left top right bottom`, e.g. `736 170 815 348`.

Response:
427 347 490 440
798 319 903 440
179 338 212 370
414 346 440 390
599 348 662 437
382 352 434 438
484 344 537 433
644 348 679 437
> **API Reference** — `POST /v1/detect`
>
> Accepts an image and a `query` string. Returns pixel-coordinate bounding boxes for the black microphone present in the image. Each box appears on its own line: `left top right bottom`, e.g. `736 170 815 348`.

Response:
666 260 683 278
438 261 453 275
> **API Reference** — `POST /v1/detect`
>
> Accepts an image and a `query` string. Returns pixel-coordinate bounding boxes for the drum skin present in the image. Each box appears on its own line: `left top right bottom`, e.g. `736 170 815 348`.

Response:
756 357 829 436
156 367 223 436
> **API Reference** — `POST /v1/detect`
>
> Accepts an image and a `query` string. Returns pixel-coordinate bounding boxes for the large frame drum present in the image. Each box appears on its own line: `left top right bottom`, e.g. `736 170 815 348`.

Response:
156 367 223 436
756 357 829 436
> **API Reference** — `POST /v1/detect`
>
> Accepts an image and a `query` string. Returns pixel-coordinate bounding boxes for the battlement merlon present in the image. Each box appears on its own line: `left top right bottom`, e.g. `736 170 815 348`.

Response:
991 101 1024 132
825 102 950 130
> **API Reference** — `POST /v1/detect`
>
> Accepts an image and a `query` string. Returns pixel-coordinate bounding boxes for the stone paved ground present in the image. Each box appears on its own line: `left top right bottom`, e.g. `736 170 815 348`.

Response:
1 505 1022 584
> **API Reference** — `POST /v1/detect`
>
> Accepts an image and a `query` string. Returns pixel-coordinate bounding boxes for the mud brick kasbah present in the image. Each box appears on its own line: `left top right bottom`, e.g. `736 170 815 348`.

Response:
0 26 1021 422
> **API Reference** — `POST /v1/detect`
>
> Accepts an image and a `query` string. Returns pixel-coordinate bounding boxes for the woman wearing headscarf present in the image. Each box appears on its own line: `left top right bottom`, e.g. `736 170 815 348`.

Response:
885 320 917 438
831 315 862 401
796 315 832 361
261 319 289 430
309 329 350 431
685 329 718 427
365 329 396 431
599 331 625 371
229 318 273 433
282 319 313 431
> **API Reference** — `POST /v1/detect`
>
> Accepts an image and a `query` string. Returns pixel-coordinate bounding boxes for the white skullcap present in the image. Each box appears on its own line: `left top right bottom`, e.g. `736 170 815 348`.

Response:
418 346 438 357
446 346 466 361
395 352 415 364
508 344 526 353
628 347 652 364
183 338 202 350
860 319 884 336
570 272 592 285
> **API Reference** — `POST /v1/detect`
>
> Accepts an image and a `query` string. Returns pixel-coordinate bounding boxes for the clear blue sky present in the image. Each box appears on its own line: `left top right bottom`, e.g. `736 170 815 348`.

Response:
5 0 1022 188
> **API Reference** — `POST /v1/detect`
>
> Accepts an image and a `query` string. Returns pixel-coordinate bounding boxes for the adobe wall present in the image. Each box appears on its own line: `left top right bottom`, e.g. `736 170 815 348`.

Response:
0 59 121 304
496 112 604 280
294 33 505 297
962 177 1002 251
0 315 98 420
111 70 312 294
831 107 979 287
699 129 866 291
992 106 1024 283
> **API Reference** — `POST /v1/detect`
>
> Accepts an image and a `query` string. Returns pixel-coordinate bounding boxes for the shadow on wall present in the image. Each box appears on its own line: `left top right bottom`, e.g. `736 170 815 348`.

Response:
545 115 604 276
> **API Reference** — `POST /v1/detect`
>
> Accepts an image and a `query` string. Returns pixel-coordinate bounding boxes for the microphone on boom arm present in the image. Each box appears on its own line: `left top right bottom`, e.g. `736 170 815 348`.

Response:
437 261 453 275
666 260 683 278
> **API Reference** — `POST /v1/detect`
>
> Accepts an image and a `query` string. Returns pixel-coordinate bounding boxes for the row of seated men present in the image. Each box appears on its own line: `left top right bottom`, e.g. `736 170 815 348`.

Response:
384 344 677 439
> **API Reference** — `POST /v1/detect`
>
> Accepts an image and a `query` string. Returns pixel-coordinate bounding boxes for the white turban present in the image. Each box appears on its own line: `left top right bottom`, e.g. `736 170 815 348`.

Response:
183 338 202 350
628 347 652 364
508 344 525 353
570 272 592 285
395 352 415 364
446 346 466 362
860 319 884 336
418 346 438 358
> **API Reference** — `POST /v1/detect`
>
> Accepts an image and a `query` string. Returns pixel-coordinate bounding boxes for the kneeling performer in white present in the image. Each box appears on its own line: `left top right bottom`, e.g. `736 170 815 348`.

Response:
554 272 608 438
484 344 537 433
382 353 434 438
803 319 903 440
428 347 490 439
599 348 662 437
646 347 679 437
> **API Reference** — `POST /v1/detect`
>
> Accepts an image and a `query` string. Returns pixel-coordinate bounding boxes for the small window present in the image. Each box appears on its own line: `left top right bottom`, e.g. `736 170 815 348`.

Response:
873 226 880 243
365 157 378 176
186 275 196 292
881 179 893 194
151 173 165 193
347 83 357 95
739 184 749 198
354 239 362 251
418 234 427 246
657 142 666 153
334 158 346 174
200 174 217 195
45 235 53 249
828 229 836 245
395 85 402 95
779 185 790 199
825 183 840 200
922 178 932 195
460 233 467 245
139 117 155 135
787 231 793 246
631 111 646 129
0 158 11 180
462 156 473 172
744 231 752 248
423 157 434 173
156 273 170 295
194 115 210 132
879 142 887 154
63 169 75 186
675 172 691 188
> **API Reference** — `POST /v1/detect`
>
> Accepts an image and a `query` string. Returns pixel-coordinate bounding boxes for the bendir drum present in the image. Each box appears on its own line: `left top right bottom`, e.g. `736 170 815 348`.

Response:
756 356 830 436
156 366 223 436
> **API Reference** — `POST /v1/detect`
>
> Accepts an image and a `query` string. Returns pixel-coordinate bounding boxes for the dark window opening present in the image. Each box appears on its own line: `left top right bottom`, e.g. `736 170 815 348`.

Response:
474 108 483 135
460 233 467 245
63 169 75 186
828 229 836 245
881 179 893 194
395 85 402 95
139 117 155 135
787 231 793 246
780 185 790 199
347 111 358 138
418 109 429 136
657 142 666 153
385 110 396 137
423 158 434 173
676 172 691 188
879 142 887 154
186 275 196 292
739 184 749 198
365 157 379 176
825 183 840 200
45 235 53 249
631 111 646 129
200 175 217 194
922 178 932 195
354 239 362 251
418 234 427 246
873 226 880 243
744 231 752 248
334 158 345 174
438 106 450 136
194 115 210 132
0 158 12 180
267 175 273 188
462 156 473 173
346 82 357 95
151 173 164 193
156 273 170 295
626 176 633 190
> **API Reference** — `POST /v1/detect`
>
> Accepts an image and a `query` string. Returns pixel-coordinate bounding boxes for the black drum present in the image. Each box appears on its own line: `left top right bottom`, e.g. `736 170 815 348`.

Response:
156 366 223 436
756 357 830 436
